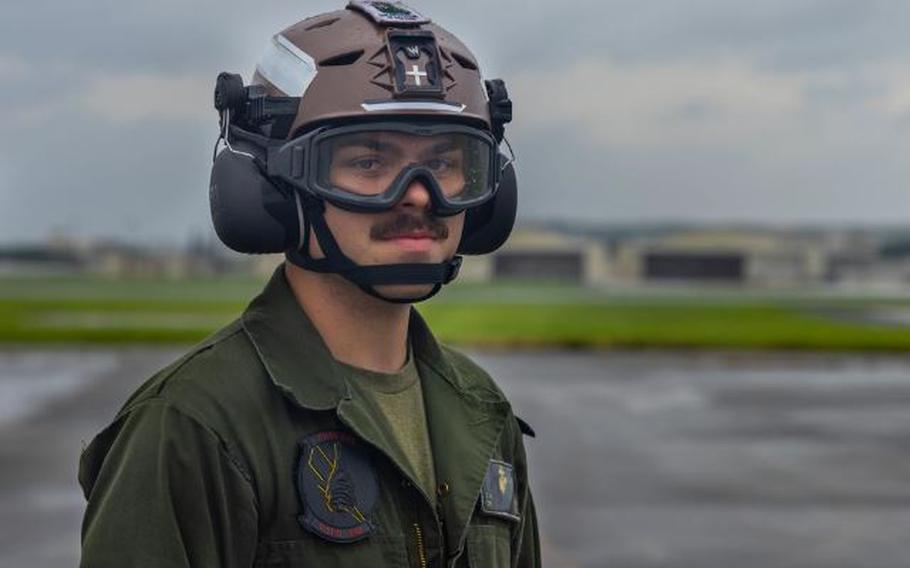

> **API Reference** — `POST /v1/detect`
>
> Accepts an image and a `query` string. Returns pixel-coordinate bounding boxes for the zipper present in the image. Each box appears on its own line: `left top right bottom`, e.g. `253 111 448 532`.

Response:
334 409 444 566
413 522 428 568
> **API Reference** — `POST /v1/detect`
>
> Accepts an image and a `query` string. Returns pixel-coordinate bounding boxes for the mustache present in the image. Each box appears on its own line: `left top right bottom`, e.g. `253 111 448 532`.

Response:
370 213 449 240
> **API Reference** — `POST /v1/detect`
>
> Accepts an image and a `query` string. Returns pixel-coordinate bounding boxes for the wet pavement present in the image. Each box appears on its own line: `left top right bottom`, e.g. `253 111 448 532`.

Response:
2 347 910 567
0 348 183 568
473 350 910 567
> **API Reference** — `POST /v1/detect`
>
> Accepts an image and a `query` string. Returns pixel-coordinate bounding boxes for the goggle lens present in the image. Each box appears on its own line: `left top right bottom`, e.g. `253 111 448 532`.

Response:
315 130 493 206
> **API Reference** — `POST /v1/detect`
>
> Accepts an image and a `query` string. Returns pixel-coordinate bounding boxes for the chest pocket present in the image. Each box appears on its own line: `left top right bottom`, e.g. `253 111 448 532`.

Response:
254 534 408 567
456 458 519 567
464 522 512 568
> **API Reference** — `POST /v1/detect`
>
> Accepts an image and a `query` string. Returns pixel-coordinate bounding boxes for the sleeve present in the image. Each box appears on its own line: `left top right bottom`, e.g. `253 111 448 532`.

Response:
510 419 541 568
79 399 259 568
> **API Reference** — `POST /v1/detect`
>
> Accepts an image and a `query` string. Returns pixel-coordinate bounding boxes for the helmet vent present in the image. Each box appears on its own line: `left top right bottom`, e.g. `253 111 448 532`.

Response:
305 17 340 31
319 50 365 67
451 52 478 71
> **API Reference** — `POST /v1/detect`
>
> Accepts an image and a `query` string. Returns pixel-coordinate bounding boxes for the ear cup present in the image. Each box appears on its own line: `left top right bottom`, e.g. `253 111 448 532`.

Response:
209 140 300 254
458 157 517 255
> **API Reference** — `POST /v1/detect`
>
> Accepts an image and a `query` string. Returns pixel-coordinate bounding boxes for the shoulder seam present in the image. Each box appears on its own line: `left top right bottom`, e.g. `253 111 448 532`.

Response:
141 396 256 489
141 320 246 401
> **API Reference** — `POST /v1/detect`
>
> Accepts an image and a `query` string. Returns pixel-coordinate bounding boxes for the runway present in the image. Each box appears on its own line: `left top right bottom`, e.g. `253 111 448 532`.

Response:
476 349 910 567
2 347 910 567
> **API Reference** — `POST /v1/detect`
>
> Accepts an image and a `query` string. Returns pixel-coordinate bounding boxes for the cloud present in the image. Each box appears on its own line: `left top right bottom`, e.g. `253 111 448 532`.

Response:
505 52 910 226
0 53 27 79
79 73 213 123
510 57 808 149
5 61 213 128
866 63 910 118
5 0 910 244
511 53 910 150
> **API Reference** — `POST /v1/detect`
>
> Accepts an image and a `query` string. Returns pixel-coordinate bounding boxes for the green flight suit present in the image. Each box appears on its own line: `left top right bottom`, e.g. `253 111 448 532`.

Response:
78 265 540 567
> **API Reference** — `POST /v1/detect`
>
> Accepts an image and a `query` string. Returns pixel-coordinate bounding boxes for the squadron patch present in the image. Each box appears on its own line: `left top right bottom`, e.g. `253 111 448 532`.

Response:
347 1 430 26
480 459 520 522
296 430 379 543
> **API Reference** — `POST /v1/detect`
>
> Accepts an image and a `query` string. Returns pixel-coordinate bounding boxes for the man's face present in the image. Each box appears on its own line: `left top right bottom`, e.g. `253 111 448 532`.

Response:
311 131 466 300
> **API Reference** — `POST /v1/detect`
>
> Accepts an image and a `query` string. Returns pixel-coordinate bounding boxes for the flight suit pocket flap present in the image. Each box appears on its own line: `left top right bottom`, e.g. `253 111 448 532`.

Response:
465 524 510 568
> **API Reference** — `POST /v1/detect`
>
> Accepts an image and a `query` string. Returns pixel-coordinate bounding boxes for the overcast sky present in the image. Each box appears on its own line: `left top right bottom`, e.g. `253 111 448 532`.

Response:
3 0 910 245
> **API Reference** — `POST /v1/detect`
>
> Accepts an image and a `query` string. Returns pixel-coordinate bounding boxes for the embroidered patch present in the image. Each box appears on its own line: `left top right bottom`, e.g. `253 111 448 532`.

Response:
480 459 520 522
296 430 379 543
348 1 430 26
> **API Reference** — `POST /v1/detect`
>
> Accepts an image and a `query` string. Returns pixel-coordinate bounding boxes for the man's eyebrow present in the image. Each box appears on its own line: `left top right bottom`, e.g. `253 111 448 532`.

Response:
334 136 401 154
424 141 459 155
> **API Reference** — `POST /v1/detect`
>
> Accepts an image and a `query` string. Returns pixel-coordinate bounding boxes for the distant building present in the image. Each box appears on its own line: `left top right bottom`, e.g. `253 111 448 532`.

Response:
2 225 907 291
460 227 610 285
833 259 910 291
0 246 83 276
613 229 831 287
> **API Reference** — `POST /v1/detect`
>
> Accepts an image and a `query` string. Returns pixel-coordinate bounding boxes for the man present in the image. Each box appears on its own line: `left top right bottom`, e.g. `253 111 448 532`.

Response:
78 2 539 566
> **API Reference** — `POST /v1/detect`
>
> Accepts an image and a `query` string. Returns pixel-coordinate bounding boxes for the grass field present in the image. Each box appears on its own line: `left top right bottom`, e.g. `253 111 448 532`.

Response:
2 273 910 350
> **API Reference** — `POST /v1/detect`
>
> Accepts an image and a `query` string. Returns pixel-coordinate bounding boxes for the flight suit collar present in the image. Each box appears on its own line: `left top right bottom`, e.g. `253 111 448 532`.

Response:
241 265 347 411
241 264 484 412
242 265 510 557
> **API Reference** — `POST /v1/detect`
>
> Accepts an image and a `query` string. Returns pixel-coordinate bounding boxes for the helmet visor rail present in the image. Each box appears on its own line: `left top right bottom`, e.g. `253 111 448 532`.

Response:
268 122 499 216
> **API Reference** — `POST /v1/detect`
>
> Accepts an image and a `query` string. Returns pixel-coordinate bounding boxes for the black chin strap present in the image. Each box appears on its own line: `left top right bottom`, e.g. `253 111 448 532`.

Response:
285 196 462 304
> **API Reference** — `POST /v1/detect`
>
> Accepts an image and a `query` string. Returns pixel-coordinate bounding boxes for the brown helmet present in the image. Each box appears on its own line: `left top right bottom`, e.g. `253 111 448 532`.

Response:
251 1 493 138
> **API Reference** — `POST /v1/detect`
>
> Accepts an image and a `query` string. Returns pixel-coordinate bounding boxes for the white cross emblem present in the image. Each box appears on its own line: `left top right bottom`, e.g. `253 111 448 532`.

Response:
405 64 428 86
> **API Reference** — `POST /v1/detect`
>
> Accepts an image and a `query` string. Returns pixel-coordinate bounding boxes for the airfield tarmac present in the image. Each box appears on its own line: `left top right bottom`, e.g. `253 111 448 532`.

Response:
2 347 910 567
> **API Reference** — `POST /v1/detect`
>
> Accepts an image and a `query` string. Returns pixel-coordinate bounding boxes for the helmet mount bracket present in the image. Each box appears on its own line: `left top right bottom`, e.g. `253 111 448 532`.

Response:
386 30 446 99
215 72 301 139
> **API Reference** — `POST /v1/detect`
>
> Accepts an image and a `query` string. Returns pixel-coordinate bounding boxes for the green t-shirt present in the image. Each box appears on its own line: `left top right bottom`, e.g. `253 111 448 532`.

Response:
340 345 437 504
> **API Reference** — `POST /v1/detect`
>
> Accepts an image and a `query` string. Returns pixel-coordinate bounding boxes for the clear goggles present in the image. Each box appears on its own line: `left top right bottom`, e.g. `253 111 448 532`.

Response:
267 122 501 216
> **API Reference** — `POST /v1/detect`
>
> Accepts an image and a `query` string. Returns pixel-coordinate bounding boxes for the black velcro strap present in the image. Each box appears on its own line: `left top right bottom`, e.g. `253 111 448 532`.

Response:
515 416 536 438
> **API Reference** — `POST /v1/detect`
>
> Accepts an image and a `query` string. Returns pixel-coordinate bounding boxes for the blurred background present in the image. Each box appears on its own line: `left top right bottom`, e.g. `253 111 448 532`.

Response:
2 1 910 566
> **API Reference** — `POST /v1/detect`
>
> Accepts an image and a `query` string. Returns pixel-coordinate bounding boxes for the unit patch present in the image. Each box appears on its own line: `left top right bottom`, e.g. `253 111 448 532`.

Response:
348 1 430 26
296 430 379 543
480 459 520 522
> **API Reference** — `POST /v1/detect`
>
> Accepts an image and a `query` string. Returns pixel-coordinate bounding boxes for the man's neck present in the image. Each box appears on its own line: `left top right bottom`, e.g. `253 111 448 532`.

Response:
284 263 411 374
